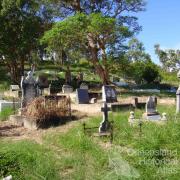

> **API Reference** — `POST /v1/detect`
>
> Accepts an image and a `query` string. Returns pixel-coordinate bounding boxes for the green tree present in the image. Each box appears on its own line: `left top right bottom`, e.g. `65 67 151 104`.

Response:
42 0 146 84
0 0 52 83
127 38 151 62
130 60 160 84
155 44 180 71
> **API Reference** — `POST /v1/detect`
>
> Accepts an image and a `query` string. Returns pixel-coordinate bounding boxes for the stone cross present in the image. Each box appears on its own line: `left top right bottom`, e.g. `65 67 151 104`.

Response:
99 102 111 133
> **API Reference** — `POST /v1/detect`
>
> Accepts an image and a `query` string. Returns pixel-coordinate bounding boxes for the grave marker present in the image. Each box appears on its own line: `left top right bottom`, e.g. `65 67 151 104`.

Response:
102 85 117 103
62 84 73 93
76 89 89 104
21 71 38 107
143 96 161 120
80 83 88 90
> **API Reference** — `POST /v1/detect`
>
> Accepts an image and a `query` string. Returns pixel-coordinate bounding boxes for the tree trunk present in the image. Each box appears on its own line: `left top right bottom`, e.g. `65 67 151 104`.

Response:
87 33 109 85
99 39 109 84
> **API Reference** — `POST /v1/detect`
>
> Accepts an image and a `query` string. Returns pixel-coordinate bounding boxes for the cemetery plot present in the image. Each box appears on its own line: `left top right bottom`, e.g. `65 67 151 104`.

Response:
23 95 71 129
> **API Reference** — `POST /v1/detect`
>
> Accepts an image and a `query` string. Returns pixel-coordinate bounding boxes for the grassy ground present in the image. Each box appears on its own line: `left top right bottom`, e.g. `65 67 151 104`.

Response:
119 91 176 98
1 104 180 179
0 107 14 121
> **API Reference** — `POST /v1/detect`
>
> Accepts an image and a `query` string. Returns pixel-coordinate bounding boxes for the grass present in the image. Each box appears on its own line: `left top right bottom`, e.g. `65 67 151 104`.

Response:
119 91 176 98
0 107 14 121
0 141 59 179
1 104 180 179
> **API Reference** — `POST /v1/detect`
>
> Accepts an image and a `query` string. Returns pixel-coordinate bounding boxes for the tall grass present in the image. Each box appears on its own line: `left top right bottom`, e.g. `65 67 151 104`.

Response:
1 105 180 179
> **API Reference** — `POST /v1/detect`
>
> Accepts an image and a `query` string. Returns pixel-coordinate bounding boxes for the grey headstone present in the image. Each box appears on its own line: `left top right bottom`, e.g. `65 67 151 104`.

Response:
62 85 73 93
0 100 20 112
21 71 38 107
102 85 117 103
76 89 89 104
80 83 88 90
145 96 156 114
143 96 161 121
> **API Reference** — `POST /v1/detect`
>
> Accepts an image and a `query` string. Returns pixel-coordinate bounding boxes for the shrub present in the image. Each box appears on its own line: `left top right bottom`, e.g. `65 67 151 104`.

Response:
142 62 160 83
130 60 160 84
24 97 71 128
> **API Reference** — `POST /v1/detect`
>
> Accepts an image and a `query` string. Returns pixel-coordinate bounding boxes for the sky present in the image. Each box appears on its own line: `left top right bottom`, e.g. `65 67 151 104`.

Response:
136 0 180 64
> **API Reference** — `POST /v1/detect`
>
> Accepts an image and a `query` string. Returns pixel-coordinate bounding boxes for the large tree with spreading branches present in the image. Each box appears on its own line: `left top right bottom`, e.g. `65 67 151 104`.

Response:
42 0 146 84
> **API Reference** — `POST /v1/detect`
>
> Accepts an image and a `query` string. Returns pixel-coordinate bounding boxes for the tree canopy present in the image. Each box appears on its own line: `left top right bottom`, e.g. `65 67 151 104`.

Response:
42 0 146 84
155 44 180 71
0 0 52 83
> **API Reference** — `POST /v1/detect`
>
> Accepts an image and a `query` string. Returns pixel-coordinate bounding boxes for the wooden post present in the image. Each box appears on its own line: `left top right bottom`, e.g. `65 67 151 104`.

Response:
139 119 143 137
83 122 86 134
13 97 15 114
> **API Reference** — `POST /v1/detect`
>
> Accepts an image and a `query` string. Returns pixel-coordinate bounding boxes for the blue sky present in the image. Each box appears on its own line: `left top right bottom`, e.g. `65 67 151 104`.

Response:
136 0 180 64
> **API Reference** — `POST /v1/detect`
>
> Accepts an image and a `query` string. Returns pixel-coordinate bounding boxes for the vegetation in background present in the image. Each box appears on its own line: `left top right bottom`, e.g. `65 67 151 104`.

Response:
42 0 145 84
155 44 180 71
0 0 53 83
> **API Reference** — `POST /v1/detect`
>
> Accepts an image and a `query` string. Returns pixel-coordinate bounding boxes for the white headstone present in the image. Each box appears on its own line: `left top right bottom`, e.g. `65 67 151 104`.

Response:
10 85 20 91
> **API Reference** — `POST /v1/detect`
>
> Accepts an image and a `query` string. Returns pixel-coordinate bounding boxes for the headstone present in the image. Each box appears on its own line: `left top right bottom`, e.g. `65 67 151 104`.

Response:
0 100 20 112
76 89 89 104
145 96 156 114
9 85 20 98
62 85 73 93
143 96 161 120
99 102 111 133
102 85 117 103
80 83 88 90
10 85 20 91
21 71 38 107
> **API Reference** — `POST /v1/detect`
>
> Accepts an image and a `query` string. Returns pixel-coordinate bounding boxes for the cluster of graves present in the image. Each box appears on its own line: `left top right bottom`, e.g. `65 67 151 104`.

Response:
1 67 180 133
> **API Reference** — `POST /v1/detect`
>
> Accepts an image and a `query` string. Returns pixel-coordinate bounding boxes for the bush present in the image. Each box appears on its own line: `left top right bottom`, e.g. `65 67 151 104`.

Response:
142 62 160 83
